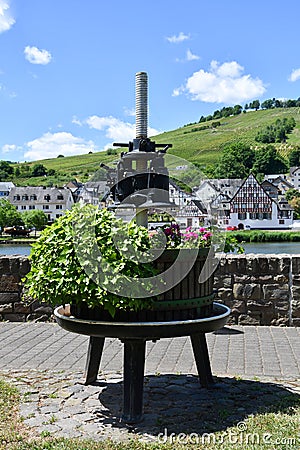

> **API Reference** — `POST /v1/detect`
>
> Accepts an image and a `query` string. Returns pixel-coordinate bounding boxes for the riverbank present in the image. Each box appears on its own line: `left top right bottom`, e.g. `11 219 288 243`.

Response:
232 230 300 243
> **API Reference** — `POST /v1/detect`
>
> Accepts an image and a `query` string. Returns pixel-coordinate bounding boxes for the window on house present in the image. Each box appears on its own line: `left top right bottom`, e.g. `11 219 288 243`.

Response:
22 195 28 200
279 219 285 224
29 205 35 210
44 195 51 201
56 214 62 219
21 205 26 210
43 205 49 210
13 195 20 201
57 194 64 200
238 213 246 220
56 205 63 209
30 195 37 200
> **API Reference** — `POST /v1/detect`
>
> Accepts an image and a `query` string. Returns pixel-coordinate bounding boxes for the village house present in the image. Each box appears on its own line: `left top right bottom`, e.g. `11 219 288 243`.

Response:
289 167 300 190
0 182 15 197
228 174 293 229
74 181 109 206
8 186 74 223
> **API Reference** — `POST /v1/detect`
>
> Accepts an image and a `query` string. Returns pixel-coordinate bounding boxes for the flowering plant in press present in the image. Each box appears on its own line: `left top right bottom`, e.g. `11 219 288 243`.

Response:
158 223 243 253
159 223 212 249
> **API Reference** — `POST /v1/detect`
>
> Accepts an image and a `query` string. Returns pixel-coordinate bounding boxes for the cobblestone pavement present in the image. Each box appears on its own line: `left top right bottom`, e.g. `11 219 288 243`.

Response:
0 323 299 442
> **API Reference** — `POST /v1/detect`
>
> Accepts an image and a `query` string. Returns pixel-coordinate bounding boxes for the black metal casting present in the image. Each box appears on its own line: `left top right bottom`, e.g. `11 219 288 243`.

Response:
54 303 230 424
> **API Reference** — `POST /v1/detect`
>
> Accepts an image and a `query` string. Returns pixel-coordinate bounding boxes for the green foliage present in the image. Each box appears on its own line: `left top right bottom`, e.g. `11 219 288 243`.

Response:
214 143 255 178
252 145 288 175
288 147 300 166
21 210 48 230
31 164 48 177
23 204 158 316
231 230 300 242
255 117 296 144
106 148 118 155
0 198 23 229
0 160 14 181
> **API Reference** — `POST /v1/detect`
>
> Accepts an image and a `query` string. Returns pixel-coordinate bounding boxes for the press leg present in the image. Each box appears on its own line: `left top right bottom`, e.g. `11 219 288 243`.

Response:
84 336 105 385
122 339 146 423
190 333 214 388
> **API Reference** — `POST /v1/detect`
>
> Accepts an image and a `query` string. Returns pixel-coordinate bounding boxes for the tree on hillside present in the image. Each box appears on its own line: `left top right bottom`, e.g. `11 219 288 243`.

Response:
249 100 260 110
261 99 275 109
22 210 48 230
0 199 23 229
0 161 14 181
252 145 288 175
286 189 300 219
233 105 243 115
31 164 47 177
285 188 300 201
214 143 255 178
289 197 300 219
288 147 300 167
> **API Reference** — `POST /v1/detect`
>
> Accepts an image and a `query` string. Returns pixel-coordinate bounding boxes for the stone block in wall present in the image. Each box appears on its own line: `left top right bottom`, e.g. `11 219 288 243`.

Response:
292 256 300 275
14 302 31 314
0 257 10 273
292 299 300 319
32 305 53 316
216 288 232 301
247 256 270 274
0 303 13 314
219 256 238 274
262 284 289 301
2 313 25 322
274 300 289 314
279 257 291 275
0 293 19 304
231 300 247 315
0 275 20 292
18 257 30 277
257 275 275 284
273 274 289 283
271 317 289 326
213 276 232 289
247 299 273 311
233 283 261 300
238 314 260 325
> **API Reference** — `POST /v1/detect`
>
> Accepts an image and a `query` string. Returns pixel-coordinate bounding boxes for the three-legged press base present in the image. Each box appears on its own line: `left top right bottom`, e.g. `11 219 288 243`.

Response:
84 333 214 424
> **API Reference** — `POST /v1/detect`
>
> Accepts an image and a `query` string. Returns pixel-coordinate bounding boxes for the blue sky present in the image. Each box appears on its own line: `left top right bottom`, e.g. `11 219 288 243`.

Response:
1 0 300 162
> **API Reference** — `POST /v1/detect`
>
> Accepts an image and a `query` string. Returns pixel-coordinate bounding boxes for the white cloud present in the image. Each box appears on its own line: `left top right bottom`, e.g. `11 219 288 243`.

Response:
289 68 300 82
186 49 200 61
123 106 136 117
176 49 200 63
24 132 97 160
24 46 52 65
174 60 266 104
0 1 15 33
166 32 190 44
85 115 159 142
72 115 83 126
2 143 17 153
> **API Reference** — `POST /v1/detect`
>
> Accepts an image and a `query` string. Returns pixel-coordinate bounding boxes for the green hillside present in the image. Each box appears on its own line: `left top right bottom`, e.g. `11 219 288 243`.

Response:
12 107 300 186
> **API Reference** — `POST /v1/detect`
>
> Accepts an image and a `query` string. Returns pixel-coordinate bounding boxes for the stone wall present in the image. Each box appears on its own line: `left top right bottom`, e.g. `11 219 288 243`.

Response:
0 256 52 322
214 254 299 327
0 254 299 326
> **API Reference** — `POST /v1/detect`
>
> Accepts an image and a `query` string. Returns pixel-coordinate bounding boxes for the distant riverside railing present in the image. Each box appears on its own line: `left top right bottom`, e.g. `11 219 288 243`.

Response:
0 254 299 326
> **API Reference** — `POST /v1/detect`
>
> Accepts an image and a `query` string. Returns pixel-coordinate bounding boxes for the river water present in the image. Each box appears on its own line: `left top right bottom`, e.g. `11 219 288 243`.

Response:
1 242 300 256
0 244 31 256
243 242 300 254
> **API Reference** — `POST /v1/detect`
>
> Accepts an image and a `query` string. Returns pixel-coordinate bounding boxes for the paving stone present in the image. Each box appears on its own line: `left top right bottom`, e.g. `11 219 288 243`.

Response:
0 324 299 442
